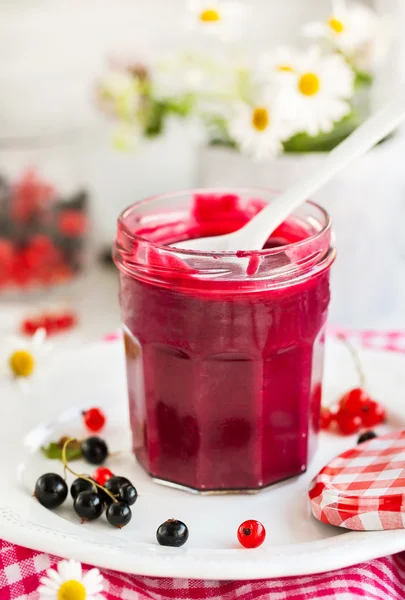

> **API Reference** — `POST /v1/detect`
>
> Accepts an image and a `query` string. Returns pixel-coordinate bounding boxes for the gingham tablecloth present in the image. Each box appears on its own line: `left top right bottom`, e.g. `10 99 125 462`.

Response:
2 330 405 600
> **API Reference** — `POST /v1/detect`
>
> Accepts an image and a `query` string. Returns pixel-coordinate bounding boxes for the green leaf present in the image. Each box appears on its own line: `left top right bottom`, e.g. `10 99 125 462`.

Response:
205 114 235 148
354 70 373 89
166 93 195 117
41 438 82 461
143 100 168 138
283 113 360 153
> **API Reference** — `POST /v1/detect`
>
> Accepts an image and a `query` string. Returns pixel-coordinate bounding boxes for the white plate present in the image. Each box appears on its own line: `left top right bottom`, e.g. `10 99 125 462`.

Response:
1 338 405 581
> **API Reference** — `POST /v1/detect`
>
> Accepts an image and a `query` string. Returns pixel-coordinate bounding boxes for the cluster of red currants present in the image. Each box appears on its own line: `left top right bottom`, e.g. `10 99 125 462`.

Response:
0 170 88 290
321 387 386 435
21 311 77 336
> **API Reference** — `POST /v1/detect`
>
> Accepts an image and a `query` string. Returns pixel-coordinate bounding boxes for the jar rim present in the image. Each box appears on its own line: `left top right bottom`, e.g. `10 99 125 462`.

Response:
117 187 332 258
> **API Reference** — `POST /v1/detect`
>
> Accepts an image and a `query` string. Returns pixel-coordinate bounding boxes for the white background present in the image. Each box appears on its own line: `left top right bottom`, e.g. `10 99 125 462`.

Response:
1 1 405 330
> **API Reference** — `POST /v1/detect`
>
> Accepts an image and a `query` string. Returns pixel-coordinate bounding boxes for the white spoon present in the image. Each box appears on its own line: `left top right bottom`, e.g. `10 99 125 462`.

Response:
175 85 405 252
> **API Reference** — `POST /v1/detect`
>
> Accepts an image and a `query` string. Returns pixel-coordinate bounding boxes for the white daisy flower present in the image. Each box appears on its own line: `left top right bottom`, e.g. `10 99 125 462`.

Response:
304 0 379 57
0 328 51 392
277 47 355 137
154 54 208 98
154 51 246 108
186 0 248 41
98 71 142 122
257 46 300 85
229 99 290 161
38 558 104 600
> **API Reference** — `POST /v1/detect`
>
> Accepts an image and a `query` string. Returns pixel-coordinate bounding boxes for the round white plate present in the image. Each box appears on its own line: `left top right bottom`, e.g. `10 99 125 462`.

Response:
1 338 405 580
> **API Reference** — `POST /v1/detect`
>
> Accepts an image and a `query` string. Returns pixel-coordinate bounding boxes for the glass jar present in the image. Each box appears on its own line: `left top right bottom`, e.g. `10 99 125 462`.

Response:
114 189 335 493
0 133 90 295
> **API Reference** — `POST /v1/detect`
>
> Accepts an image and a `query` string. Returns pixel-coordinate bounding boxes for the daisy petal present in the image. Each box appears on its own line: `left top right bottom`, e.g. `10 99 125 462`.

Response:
83 568 104 594
57 559 76 582
32 327 47 348
38 585 58 599
39 576 60 592
44 568 63 585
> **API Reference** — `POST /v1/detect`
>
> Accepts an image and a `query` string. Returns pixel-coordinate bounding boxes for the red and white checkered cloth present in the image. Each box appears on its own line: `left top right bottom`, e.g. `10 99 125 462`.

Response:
310 430 405 531
2 539 405 600
1 329 405 600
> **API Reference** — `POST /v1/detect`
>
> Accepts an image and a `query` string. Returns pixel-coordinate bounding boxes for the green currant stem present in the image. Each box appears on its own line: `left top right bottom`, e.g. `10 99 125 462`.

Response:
338 335 366 389
61 437 118 504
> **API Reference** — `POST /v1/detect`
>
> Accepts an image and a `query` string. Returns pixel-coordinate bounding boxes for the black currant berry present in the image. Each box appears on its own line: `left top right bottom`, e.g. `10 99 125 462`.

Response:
106 502 132 528
70 477 96 500
74 491 103 521
156 519 189 547
35 473 68 509
80 437 108 465
104 476 130 498
357 430 378 444
118 483 137 506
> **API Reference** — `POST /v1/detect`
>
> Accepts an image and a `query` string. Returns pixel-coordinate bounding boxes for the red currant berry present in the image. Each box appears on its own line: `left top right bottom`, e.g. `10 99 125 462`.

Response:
361 401 386 427
55 312 76 331
92 467 114 486
83 408 106 433
320 408 333 430
21 318 40 336
336 410 362 435
43 315 58 335
59 211 88 237
0 238 13 266
237 520 266 549
339 388 371 415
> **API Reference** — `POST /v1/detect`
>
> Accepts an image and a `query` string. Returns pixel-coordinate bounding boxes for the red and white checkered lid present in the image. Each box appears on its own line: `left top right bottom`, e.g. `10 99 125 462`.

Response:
309 430 405 531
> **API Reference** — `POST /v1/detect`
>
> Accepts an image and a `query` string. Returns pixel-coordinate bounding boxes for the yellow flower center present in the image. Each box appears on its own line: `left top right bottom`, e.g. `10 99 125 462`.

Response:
298 72 320 97
328 16 345 33
252 107 270 132
200 8 221 22
9 350 35 377
58 580 86 600
277 64 294 72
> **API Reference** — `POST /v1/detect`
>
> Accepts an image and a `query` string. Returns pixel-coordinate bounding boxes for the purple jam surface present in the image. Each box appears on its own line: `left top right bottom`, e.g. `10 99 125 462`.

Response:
119 194 331 491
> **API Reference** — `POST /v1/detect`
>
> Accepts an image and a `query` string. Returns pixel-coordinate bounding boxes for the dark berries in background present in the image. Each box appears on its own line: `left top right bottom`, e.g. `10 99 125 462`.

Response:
119 483 137 506
104 476 130 496
156 519 189 547
35 473 68 509
70 477 96 500
74 491 103 521
81 437 108 465
106 502 132 528
358 430 378 444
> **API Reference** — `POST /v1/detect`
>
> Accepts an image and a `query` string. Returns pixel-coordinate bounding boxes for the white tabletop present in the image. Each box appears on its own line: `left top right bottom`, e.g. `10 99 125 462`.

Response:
0 265 121 346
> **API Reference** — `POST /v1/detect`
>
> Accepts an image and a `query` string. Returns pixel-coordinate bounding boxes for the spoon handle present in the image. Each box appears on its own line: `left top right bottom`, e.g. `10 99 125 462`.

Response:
239 85 405 251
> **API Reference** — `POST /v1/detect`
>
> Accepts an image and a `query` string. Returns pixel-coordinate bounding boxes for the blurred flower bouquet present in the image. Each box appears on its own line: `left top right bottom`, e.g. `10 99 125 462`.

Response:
98 0 389 161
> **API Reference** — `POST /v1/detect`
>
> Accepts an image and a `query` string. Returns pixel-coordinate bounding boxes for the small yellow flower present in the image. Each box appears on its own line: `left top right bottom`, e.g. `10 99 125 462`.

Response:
298 72 321 97
277 64 294 73
9 350 35 377
187 0 247 41
57 580 86 600
200 8 220 22
38 559 104 600
257 47 299 85
328 16 345 34
229 100 289 161
304 0 379 57
1 328 50 391
251 107 270 132
275 46 354 138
